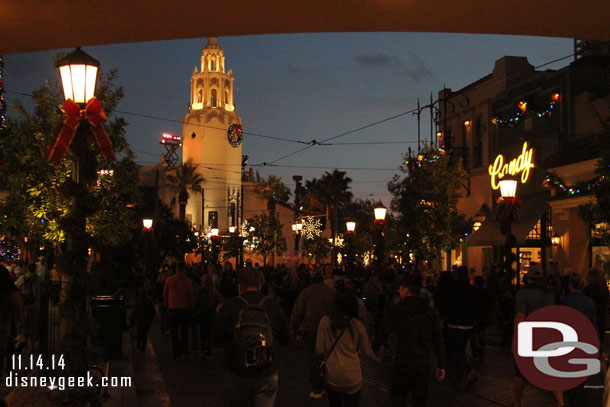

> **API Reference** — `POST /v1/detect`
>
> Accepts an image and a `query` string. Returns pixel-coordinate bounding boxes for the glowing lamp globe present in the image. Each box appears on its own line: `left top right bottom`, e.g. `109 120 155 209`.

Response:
211 228 219 237
296 222 303 232
346 221 356 233
229 226 236 234
142 218 153 231
551 234 561 246
374 206 387 222
291 224 297 232
56 48 100 104
499 179 518 198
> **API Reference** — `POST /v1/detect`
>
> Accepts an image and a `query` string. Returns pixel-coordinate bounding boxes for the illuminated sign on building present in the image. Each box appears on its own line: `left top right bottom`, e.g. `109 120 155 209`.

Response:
489 142 534 190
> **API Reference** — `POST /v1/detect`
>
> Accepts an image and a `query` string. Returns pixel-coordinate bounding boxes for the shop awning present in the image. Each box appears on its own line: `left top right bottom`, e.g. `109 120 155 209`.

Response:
467 193 549 247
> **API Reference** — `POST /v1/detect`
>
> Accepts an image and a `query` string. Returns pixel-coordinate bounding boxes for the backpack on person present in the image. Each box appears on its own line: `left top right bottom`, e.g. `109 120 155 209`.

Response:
233 296 274 368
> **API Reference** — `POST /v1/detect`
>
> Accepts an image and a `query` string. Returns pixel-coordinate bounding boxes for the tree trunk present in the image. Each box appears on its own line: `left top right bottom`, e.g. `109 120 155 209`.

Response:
179 203 186 222
178 188 189 222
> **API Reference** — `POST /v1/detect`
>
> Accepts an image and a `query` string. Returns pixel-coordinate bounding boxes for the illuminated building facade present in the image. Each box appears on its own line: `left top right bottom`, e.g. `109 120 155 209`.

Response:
439 54 610 277
181 37 242 232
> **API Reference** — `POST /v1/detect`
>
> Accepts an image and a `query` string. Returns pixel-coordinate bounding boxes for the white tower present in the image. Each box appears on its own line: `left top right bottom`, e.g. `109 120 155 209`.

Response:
182 37 242 232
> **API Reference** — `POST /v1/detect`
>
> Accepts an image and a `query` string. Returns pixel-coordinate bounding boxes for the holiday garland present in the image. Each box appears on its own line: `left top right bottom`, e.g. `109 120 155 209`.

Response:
542 172 604 196
491 93 560 128
227 123 243 147
0 55 6 135
403 147 446 170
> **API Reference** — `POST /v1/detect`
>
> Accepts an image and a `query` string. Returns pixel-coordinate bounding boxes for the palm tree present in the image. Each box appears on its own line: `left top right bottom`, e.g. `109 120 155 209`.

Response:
256 174 291 212
304 169 353 253
166 160 205 222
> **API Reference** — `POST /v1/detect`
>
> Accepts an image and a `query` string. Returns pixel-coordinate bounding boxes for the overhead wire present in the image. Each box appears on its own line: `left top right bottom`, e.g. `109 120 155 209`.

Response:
5 46 579 181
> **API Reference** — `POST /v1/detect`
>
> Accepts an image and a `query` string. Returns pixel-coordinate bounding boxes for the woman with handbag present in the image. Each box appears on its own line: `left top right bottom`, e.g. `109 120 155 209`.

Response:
315 290 380 407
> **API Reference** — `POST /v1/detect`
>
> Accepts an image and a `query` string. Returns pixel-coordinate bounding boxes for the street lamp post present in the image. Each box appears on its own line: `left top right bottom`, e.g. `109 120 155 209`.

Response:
292 221 302 257
142 218 154 279
229 226 239 267
374 204 387 271
51 47 115 372
497 177 520 286
211 228 220 264
345 221 356 273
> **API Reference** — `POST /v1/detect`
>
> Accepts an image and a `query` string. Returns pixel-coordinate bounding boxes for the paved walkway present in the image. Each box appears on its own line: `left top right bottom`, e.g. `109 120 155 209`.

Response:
146 312 605 407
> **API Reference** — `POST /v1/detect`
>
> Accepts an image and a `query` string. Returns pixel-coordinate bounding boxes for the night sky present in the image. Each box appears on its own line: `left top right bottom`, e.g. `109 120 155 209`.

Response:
3 33 574 204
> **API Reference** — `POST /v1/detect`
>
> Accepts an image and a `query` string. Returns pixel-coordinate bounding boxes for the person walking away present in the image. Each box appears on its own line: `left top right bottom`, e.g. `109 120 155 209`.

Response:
35 256 48 281
214 267 289 407
156 264 171 336
0 265 22 376
444 266 477 387
316 289 380 407
132 285 156 351
280 268 302 318
584 268 608 347
197 274 221 359
15 263 40 345
373 273 445 407
220 262 238 299
562 272 599 331
513 269 562 407
471 275 493 367
164 263 195 360
291 270 336 399
562 271 600 406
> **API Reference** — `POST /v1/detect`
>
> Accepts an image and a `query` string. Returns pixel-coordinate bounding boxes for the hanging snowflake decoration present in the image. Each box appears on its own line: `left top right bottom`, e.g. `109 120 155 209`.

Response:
301 216 322 240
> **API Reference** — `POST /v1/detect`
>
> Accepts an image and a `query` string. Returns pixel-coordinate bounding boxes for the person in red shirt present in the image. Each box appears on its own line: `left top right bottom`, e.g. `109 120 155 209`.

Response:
163 263 195 360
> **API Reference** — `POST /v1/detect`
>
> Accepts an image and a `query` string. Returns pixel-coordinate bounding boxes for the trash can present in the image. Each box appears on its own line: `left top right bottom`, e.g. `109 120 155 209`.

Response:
90 295 125 360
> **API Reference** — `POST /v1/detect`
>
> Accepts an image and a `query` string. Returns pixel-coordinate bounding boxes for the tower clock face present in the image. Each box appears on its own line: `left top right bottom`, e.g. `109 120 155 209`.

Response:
227 124 243 147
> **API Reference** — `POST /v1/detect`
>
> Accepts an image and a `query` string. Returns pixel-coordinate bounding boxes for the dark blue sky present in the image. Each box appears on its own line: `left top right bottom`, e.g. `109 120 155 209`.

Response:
4 33 574 204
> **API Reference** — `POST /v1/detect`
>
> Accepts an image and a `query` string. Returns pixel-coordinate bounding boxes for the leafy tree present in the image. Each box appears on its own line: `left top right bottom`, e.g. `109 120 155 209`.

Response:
580 140 610 247
0 62 139 374
388 146 468 268
245 212 286 265
0 68 139 254
342 198 377 260
255 173 291 212
302 235 331 264
302 169 353 245
166 159 205 222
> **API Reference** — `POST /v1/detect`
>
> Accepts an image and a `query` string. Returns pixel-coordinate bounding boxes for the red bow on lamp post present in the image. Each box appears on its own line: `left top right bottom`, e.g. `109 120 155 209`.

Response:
46 97 115 166
496 196 521 231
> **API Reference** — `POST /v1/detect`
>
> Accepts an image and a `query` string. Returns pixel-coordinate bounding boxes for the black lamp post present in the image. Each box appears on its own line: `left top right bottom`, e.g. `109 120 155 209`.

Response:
229 226 239 267
292 221 302 257
498 177 519 285
345 221 356 273
54 48 107 372
373 204 387 270
211 228 220 264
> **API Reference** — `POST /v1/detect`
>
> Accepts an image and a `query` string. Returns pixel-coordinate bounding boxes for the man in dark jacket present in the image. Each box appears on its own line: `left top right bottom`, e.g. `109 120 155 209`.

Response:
215 267 289 407
373 273 445 407
445 266 478 384
290 270 335 398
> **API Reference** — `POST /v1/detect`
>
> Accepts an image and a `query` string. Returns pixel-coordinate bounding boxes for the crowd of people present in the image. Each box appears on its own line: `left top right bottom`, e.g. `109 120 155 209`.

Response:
0 257 48 376
1 254 608 407
135 257 608 407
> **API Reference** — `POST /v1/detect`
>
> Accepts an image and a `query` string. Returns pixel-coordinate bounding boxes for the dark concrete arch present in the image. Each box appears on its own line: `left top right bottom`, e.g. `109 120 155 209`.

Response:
2 0 610 54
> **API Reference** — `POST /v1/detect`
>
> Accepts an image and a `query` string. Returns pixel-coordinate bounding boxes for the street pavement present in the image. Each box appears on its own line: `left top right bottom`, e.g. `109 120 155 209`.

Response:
145 314 604 407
